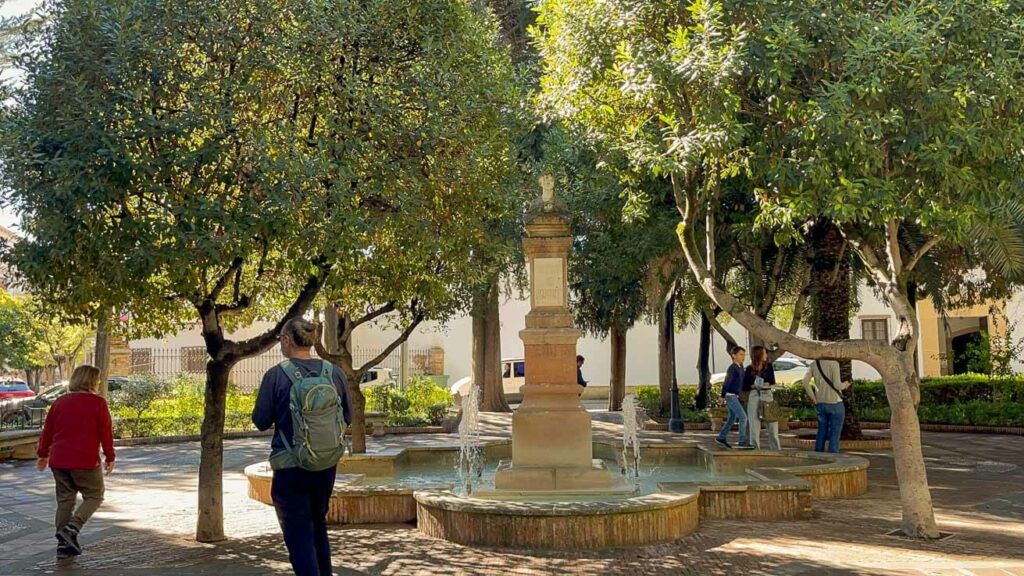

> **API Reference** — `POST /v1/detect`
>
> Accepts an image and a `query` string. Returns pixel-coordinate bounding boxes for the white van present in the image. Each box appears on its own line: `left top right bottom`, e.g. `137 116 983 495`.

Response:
453 358 527 400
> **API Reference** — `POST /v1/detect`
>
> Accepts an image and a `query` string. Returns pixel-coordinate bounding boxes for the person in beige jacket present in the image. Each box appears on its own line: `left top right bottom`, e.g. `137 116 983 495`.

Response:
802 359 845 453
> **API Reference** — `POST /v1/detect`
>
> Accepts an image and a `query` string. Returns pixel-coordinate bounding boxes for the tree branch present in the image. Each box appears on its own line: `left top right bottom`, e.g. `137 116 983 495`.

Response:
886 219 903 278
356 313 425 375
209 257 243 301
905 236 941 273
674 174 891 363
232 263 331 359
700 301 739 353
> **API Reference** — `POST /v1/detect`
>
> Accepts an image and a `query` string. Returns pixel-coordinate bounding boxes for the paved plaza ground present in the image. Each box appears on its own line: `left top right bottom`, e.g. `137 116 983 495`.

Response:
1 412 1023 576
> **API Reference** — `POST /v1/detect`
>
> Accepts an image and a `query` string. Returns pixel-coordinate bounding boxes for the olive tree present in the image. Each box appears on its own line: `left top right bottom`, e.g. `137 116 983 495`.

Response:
537 0 1024 537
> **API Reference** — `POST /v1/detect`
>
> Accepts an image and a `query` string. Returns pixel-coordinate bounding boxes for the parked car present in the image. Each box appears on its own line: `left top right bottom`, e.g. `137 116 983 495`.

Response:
359 368 396 388
453 357 526 398
0 379 35 401
710 357 809 386
105 377 129 394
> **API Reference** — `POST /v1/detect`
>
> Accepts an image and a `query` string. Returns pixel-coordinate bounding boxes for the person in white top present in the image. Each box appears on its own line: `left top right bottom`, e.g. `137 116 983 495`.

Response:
802 359 846 453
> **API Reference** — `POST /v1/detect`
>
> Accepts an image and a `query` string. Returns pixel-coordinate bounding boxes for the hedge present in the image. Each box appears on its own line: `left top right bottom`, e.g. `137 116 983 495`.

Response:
772 374 1024 427
634 375 1024 427
634 386 709 423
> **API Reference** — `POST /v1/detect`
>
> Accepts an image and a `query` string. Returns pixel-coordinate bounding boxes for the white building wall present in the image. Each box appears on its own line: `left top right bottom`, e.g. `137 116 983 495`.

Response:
130 283 913 386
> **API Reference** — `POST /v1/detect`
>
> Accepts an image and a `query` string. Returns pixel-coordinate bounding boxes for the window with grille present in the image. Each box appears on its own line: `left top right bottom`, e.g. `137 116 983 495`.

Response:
861 318 890 342
181 347 209 373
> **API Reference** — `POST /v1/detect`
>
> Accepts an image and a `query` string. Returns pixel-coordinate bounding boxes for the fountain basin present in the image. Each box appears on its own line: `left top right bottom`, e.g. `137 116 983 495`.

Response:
245 439 868 547
415 489 699 549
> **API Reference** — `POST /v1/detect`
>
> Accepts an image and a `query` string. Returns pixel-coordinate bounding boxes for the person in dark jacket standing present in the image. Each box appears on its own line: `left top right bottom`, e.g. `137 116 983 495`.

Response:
716 347 752 449
576 355 587 387
37 365 116 559
253 318 350 576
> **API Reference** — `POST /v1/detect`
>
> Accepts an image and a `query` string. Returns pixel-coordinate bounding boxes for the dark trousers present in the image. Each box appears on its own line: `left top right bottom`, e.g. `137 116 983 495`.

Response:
271 466 337 576
815 402 846 453
52 467 104 533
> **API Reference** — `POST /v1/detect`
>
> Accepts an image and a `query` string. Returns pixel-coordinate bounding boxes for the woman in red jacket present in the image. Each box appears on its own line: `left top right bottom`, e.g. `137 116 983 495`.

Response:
36 365 116 559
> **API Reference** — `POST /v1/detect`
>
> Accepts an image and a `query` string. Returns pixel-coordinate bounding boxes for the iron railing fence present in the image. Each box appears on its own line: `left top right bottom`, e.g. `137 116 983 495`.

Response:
89 345 433 393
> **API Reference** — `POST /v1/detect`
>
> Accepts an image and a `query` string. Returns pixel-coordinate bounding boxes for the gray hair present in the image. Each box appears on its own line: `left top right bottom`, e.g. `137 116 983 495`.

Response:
282 318 317 348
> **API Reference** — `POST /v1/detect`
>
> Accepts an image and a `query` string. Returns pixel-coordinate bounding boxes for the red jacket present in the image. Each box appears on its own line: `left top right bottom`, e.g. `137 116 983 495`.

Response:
37 392 115 469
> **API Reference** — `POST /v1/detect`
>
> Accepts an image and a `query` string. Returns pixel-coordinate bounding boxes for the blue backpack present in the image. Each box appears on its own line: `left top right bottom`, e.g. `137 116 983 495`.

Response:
269 360 348 471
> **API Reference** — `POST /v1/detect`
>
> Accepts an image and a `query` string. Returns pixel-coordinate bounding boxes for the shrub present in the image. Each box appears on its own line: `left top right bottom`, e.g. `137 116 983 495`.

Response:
404 376 454 415
109 372 256 439
633 385 704 420
426 402 450 425
110 374 171 425
364 376 454 427
634 386 662 418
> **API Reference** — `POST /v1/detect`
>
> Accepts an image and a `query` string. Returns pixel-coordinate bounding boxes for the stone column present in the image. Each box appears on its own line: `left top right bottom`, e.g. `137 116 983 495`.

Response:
493 176 628 493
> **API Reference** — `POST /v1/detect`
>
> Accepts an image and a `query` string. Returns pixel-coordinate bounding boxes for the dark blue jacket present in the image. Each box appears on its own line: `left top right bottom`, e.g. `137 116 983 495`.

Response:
252 358 350 457
743 363 776 392
721 363 744 397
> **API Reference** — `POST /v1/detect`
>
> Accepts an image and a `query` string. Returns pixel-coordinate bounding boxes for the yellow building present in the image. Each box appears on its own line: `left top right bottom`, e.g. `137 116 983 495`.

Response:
917 298 1008 377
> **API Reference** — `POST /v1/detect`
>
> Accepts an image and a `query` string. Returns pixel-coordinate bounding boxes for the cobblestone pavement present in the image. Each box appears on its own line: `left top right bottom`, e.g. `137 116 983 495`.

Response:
1 414 1023 575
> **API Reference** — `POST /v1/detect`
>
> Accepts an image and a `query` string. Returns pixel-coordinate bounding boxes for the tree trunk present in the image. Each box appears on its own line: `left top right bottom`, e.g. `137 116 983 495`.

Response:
475 279 509 412
94 310 111 399
696 310 712 410
657 289 675 416
195 359 233 543
341 364 368 455
608 326 626 411
882 354 939 538
808 221 862 440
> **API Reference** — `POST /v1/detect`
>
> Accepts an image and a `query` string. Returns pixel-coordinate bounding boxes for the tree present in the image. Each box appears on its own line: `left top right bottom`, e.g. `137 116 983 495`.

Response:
282 0 520 451
537 0 1024 538
1 0 342 542
0 290 38 375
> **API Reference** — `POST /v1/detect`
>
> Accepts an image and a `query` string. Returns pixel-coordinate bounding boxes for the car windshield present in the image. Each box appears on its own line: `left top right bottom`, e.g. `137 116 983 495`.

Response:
0 382 30 392
773 361 796 371
41 386 65 399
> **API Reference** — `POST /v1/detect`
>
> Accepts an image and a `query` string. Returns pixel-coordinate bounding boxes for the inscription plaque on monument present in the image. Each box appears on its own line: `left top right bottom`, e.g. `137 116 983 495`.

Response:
533 257 564 307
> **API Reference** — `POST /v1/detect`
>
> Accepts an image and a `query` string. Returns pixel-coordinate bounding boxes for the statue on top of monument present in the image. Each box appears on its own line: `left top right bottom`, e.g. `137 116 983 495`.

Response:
527 173 568 220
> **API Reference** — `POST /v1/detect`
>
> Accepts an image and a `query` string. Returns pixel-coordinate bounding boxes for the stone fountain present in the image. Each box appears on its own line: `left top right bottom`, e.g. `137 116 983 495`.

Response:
488 174 633 495
244 175 872 550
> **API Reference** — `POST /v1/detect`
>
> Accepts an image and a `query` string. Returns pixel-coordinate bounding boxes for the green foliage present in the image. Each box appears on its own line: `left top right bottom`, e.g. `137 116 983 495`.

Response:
536 0 1024 351
960 333 995 375
778 375 1024 427
109 373 255 438
534 126 679 337
110 373 169 420
0 290 38 371
633 385 708 422
364 376 454 426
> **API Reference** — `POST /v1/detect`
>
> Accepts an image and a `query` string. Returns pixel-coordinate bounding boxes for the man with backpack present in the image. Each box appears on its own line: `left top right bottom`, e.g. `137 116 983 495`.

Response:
253 318 351 576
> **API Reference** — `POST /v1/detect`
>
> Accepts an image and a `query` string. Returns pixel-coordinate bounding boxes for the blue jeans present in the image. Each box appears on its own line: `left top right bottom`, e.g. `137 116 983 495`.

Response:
718 395 749 446
815 402 845 453
271 466 337 576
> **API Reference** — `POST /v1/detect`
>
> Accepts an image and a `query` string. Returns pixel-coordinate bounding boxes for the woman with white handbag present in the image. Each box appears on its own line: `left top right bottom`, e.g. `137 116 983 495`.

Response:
744 346 782 450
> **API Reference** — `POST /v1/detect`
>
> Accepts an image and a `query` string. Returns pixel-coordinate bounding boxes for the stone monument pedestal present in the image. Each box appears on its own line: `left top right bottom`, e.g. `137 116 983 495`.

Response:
492 176 631 495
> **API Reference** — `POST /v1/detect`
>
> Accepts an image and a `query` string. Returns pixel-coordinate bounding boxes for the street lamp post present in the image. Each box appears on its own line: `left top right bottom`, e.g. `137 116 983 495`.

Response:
669 365 685 433
666 293 685 433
